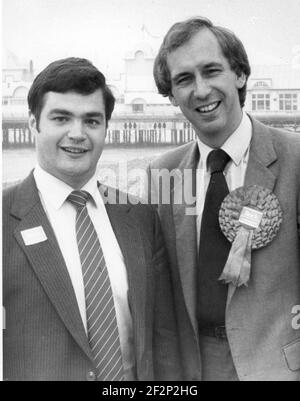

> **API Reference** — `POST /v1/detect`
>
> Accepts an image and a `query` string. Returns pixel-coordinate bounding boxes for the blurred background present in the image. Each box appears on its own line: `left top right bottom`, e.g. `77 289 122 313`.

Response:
2 0 300 192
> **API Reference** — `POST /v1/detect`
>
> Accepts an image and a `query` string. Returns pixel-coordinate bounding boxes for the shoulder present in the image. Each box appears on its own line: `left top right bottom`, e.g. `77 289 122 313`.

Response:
102 184 157 221
125 191 159 227
3 181 21 212
2 180 26 235
150 141 197 170
252 118 300 155
110 188 161 242
252 121 300 186
268 126 300 148
268 128 300 170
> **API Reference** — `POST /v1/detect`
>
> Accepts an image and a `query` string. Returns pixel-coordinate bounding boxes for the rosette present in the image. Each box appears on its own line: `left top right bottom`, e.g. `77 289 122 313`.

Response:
218 185 283 287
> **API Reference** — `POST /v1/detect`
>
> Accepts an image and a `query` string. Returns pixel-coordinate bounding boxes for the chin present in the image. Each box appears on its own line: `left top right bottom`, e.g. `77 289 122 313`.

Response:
196 125 221 137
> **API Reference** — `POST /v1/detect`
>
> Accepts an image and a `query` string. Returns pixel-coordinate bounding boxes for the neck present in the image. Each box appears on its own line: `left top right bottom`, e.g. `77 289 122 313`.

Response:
198 131 233 149
37 163 95 190
62 174 95 190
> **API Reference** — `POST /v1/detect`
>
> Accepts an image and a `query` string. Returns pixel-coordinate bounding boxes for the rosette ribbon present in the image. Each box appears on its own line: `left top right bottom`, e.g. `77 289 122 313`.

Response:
219 226 253 287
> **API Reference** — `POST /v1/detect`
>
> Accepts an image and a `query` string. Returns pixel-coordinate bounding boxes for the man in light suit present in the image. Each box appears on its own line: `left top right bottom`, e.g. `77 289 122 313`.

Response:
3 57 181 381
149 17 300 380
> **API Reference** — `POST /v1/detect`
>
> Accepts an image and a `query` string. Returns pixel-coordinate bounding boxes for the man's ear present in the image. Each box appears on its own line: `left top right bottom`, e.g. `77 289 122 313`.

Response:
236 73 246 88
28 112 39 134
169 95 178 107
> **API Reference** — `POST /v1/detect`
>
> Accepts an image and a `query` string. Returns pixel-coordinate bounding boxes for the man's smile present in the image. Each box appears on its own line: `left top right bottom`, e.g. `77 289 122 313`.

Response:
195 101 221 114
60 146 89 155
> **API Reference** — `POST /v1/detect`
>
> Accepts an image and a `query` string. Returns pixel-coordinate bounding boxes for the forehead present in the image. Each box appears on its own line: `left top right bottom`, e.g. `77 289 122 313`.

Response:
41 90 105 114
167 28 229 75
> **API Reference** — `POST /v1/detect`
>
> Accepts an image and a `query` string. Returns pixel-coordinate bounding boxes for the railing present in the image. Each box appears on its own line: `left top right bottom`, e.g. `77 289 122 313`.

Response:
2 112 300 149
2 127 197 148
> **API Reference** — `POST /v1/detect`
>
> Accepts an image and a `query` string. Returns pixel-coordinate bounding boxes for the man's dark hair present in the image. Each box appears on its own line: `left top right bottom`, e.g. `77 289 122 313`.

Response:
28 57 115 127
153 17 251 107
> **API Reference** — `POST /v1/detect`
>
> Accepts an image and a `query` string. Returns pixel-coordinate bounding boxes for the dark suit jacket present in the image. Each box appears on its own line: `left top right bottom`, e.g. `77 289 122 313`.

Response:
3 172 182 381
149 117 300 381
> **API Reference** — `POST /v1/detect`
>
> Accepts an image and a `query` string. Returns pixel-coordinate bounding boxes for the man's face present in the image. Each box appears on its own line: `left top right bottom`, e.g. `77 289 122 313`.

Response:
167 28 245 147
29 90 107 188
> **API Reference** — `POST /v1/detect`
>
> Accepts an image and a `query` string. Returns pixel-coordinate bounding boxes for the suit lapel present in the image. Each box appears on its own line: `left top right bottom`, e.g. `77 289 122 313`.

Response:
172 142 199 333
105 199 147 366
172 123 279 322
245 117 278 190
11 173 93 362
226 117 278 307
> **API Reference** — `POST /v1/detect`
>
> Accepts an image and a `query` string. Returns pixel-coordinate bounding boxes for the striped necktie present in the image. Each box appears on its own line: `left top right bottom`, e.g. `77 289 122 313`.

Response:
68 190 124 381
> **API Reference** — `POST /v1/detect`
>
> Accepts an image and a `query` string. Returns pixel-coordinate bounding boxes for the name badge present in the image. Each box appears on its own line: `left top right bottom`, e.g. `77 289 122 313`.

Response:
21 226 48 246
239 207 264 229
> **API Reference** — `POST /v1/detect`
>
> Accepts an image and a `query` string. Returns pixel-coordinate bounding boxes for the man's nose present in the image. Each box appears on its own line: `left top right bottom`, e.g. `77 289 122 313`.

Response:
193 74 212 99
67 121 85 141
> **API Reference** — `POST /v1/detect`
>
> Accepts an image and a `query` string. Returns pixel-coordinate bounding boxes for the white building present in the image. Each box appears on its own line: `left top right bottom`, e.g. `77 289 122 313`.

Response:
2 49 34 121
2 46 300 148
110 42 177 119
246 65 300 114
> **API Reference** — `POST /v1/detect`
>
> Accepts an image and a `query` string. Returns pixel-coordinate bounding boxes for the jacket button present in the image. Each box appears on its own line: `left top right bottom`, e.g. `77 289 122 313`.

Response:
86 371 97 381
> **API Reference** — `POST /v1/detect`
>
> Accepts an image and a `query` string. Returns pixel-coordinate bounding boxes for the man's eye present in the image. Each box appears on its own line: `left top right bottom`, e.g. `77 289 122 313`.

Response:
53 116 68 123
207 69 221 75
177 76 191 84
86 119 100 127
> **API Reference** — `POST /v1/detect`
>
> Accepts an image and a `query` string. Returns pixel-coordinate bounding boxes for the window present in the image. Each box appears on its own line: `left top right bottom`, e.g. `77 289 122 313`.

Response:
132 104 144 113
132 98 146 113
252 94 270 111
279 93 298 111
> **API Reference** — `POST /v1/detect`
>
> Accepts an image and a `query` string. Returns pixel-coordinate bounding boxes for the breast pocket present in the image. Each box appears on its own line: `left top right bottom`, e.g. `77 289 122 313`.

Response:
283 338 300 371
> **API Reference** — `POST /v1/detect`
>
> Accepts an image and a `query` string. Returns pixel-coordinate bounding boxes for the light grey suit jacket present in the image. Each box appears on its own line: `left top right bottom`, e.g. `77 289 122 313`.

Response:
149 117 300 381
3 172 182 381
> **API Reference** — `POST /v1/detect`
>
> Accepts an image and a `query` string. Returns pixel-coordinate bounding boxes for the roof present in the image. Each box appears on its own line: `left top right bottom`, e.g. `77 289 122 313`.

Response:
2 48 28 70
249 65 300 89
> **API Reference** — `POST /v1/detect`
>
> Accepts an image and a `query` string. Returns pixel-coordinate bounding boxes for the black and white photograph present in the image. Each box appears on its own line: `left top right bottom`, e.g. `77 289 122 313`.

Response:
2 0 300 383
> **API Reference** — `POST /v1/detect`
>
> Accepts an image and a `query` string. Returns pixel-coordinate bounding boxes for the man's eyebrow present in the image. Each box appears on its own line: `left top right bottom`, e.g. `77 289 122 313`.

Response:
84 112 105 119
48 109 73 116
172 62 224 81
47 110 104 119
203 62 223 69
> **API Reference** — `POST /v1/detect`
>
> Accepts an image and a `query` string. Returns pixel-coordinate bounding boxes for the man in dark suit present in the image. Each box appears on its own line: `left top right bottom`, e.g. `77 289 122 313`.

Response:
150 17 300 380
3 57 181 381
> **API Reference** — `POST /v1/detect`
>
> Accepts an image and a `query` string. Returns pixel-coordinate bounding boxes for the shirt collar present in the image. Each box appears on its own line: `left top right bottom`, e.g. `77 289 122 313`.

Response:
34 165 99 210
81 175 100 207
197 112 252 170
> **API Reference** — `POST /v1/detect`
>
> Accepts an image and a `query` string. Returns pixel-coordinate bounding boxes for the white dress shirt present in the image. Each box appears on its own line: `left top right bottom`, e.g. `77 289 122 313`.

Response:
196 112 252 244
34 166 135 380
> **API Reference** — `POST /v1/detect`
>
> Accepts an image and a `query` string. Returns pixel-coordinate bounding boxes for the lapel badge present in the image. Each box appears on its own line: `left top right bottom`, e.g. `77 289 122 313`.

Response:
21 226 48 246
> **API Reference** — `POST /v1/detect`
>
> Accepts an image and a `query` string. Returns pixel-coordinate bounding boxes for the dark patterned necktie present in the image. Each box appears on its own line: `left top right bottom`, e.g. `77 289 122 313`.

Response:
198 149 232 327
68 190 124 381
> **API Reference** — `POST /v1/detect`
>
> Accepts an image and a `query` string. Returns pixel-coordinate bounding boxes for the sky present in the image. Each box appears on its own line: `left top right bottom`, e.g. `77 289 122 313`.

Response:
2 0 300 76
